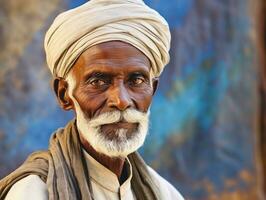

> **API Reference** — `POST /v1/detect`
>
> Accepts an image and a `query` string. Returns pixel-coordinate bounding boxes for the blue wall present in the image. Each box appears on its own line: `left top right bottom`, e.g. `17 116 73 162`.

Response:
0 0 260 199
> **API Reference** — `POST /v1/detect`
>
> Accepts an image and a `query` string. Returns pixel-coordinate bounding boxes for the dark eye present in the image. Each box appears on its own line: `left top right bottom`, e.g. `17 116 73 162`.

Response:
87 78 110 88
90 79 106 86
129 75 146 86
133 77 144 85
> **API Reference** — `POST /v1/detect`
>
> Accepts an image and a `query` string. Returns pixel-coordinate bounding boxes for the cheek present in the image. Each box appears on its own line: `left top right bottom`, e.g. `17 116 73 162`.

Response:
74 89 107 118
130 87 154 111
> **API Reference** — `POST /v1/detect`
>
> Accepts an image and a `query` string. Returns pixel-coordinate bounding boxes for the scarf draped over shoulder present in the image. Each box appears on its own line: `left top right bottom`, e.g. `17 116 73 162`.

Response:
0 120 160 200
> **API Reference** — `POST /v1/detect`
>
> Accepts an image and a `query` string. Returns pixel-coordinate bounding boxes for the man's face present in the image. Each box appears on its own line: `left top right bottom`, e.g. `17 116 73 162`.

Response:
63 41 157 157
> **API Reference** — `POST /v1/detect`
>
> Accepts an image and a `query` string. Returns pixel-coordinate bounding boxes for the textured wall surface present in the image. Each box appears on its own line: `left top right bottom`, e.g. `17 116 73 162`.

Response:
0 0 263 199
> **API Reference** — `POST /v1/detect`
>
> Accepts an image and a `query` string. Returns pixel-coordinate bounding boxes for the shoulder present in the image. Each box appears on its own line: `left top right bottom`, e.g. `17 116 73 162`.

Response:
5 175 48 200
147 166 185 200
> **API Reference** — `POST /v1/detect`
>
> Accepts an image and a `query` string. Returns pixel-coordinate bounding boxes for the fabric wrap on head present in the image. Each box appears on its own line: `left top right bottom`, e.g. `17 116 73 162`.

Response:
44 0 171 78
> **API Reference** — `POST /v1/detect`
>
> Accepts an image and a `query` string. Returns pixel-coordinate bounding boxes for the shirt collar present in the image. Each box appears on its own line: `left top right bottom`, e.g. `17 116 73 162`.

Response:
82 149 133 193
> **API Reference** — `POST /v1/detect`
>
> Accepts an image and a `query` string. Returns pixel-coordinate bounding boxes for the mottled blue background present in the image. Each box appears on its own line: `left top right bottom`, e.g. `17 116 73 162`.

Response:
0 0 261 199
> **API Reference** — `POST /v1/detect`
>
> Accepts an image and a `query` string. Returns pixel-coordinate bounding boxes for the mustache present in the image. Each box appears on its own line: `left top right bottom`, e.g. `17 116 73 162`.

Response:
88 109 149 128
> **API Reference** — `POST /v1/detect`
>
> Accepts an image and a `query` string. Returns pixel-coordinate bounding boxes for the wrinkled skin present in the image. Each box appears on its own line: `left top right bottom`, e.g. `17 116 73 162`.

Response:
53 41 158 179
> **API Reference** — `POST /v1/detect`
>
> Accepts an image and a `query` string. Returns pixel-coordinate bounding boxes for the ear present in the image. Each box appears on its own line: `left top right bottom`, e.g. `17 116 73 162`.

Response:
53 77 74 111
152 77 159 95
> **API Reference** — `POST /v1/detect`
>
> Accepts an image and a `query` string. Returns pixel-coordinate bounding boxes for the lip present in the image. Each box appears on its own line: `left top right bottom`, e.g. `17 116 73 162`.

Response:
101 122 138 129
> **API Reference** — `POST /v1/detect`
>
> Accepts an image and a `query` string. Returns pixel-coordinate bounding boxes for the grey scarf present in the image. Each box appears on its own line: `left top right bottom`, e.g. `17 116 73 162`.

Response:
0 120 160 200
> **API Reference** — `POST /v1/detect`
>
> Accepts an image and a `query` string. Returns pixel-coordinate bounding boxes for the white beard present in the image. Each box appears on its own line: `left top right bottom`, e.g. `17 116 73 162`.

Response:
66 75 150 158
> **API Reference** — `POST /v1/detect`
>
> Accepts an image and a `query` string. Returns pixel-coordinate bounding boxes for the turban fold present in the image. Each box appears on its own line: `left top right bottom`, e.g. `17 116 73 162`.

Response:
44 0 171 78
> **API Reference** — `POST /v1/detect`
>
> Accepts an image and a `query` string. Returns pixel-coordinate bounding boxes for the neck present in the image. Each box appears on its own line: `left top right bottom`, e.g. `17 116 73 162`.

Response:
79 133 125 178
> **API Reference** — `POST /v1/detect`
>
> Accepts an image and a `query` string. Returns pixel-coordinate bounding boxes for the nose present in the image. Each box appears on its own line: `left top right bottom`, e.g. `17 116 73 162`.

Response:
107 83 133 111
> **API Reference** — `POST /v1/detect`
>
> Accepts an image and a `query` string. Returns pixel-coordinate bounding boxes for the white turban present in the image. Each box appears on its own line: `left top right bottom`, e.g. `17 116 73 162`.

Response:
44 0 171 78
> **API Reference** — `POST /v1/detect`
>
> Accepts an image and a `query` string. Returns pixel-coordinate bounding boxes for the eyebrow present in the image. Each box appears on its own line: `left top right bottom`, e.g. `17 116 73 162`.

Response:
128 71 150 80
84 71 112 82
83 67 150 78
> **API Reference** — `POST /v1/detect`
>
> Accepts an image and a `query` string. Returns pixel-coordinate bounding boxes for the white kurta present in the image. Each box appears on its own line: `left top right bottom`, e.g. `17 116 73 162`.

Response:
5 151 184 200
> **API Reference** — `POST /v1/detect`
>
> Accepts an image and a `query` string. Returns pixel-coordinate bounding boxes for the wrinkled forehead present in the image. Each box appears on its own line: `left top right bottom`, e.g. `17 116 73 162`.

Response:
68 41 152 78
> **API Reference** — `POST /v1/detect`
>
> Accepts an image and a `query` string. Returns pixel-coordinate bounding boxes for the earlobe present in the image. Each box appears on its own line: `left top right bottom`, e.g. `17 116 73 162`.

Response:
152 77 159 95
53 77 74 110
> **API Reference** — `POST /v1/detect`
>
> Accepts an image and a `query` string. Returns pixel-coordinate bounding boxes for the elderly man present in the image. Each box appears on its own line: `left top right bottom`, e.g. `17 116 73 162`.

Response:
0 0 184 199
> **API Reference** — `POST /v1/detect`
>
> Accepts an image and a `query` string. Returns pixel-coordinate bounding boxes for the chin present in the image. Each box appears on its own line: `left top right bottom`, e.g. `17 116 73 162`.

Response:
81 126 148 158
